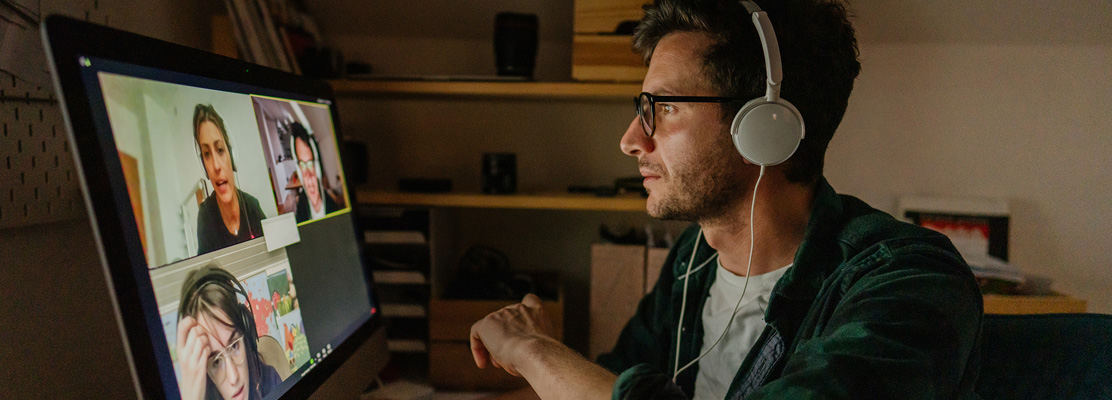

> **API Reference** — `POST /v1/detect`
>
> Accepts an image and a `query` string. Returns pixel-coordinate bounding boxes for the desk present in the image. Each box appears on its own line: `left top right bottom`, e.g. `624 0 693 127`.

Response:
983 294 1088 314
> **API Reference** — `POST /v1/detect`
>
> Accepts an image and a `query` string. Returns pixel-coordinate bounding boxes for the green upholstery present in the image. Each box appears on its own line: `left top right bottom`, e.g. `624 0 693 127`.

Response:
975 313 1112 399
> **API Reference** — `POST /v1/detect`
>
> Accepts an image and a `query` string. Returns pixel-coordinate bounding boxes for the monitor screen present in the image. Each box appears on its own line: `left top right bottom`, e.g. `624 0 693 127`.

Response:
44 16 381 399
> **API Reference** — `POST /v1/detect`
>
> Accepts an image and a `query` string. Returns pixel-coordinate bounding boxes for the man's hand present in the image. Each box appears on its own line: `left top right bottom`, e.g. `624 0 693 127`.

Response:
176 316 211 400
470 294 555 377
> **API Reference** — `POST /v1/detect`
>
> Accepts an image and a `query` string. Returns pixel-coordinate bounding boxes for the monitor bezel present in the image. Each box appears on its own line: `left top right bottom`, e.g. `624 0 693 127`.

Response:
42 15 382 399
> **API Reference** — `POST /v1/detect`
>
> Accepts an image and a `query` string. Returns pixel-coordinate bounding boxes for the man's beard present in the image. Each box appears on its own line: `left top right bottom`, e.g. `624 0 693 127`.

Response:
646 147 744 222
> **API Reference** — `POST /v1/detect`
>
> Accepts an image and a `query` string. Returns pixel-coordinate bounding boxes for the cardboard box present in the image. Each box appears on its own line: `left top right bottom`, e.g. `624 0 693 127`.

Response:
589 244 646 360
646 247 670 293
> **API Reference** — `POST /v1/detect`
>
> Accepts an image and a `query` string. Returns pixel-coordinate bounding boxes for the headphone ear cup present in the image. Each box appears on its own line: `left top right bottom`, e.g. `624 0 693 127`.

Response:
730 98 805 166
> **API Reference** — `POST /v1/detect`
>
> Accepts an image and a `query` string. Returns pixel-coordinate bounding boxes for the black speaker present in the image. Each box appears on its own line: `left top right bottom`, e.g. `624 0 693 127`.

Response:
494 13 538 78
481 152 516 194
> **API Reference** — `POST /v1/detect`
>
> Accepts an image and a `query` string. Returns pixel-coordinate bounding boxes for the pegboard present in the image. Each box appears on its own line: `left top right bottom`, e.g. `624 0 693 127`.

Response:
0 0 111 229
0 72 84 229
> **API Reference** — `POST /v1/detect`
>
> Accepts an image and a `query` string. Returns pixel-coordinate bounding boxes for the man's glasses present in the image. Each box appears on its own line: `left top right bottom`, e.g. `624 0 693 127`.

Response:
635 92 748 137
297 160 315 172
206 336 247 384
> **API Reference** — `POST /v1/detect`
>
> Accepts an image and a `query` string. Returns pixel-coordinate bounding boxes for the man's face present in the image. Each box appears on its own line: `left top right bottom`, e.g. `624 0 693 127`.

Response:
295 138 322 209
620 32 747 221
197 310 249 400
198 121 236 206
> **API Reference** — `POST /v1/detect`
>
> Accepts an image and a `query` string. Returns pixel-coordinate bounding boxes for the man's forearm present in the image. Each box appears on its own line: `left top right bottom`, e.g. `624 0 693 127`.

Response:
516 337 617 400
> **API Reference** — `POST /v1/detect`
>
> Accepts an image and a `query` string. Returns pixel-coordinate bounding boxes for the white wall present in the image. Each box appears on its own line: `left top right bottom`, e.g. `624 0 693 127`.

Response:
321 0 1112 315
828 40 1112 312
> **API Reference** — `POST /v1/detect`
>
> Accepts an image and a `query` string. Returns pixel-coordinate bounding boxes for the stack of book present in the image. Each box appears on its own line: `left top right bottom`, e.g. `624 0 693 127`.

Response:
220 0 321 74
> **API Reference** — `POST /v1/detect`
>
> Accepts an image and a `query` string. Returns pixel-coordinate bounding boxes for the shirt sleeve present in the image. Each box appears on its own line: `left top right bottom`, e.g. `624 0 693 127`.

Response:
747 242 983 400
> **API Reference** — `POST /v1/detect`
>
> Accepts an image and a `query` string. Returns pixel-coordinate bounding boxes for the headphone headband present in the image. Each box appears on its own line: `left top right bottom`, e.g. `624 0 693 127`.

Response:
739 1 783 101
730 0 805 167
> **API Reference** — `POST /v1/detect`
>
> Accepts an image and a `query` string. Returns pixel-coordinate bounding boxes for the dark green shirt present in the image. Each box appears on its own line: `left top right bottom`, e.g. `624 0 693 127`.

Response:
598 178 983 399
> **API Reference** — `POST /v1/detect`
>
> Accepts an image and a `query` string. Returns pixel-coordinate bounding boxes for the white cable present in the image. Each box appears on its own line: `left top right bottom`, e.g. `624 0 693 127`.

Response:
673 165 766 381
672 228 704 380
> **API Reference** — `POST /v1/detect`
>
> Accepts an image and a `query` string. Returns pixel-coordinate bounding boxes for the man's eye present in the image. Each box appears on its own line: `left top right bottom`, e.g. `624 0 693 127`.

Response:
660 104 676 114
211 357 223 369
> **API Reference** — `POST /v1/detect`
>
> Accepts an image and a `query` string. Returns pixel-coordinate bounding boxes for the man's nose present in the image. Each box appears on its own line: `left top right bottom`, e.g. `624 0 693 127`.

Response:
620 116 653 156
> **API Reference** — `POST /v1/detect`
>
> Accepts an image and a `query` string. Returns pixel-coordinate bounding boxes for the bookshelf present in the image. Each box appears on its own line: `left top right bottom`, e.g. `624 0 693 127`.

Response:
328 80 642 100
356 190 648 212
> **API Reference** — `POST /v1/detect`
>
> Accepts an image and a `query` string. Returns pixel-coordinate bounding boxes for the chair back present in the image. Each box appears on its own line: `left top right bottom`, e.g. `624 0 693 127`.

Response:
976 313 1112 399
257 335 293 380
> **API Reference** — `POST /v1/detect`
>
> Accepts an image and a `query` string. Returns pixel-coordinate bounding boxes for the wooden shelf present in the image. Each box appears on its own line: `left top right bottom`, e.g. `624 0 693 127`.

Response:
329 79 642 100
983 294 1088 315
356 190 647 212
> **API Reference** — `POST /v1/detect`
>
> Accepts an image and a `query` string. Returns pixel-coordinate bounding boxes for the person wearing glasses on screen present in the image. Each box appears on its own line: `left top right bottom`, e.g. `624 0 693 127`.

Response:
176 265 281 400
469 0 982 399
289 121 340 223
193 104 267 254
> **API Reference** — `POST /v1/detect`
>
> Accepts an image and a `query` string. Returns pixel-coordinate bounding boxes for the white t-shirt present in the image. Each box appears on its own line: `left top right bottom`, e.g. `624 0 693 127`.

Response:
693 259 792 400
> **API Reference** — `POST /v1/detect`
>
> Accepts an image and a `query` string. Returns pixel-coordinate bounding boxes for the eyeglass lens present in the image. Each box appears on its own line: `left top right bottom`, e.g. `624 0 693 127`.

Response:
637 93 654 137
206 337 246 383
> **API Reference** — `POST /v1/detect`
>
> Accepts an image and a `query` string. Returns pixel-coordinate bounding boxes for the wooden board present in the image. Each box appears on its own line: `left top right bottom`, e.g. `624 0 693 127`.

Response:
574 0 649 33
983 294 1088 315
572 35 647 83
358 190 647 212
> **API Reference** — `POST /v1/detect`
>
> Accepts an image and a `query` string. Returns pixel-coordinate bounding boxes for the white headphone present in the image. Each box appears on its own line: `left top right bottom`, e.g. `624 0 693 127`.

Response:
672 0 797 382
731 0 805 167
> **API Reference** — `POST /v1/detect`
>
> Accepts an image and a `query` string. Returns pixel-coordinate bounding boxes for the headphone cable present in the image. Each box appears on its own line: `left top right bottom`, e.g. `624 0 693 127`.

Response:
673 165 765 381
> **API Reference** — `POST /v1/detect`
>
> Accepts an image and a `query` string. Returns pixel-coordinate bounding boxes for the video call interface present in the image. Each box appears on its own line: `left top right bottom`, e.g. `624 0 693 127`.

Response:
79 57 376 399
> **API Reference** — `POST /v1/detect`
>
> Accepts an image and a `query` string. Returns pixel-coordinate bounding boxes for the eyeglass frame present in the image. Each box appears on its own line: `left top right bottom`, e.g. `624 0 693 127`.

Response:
206 336 247 384
634 92 750 138
297 160 316 172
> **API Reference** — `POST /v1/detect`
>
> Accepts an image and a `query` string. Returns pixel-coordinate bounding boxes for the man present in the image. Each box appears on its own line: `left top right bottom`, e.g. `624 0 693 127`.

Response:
470 0 982 399
290 122 339 223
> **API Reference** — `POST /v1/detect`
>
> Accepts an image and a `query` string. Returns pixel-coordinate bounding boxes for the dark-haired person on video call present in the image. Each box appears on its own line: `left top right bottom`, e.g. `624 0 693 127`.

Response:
193 104 266 254
290 121 339 223
469 0 982 399
176 265 281 400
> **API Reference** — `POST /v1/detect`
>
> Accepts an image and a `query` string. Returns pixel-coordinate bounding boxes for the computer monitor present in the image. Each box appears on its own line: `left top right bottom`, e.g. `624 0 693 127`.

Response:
43 15 386 399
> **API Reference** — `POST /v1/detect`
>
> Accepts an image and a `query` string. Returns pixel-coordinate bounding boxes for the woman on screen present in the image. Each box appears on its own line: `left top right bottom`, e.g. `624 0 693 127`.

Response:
193 104 266 254
290 122 340 223
176 265 281 400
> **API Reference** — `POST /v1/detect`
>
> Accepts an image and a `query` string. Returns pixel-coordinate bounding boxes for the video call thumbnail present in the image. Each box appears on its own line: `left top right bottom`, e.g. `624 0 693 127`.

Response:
98 72 350 268
97 72 355 399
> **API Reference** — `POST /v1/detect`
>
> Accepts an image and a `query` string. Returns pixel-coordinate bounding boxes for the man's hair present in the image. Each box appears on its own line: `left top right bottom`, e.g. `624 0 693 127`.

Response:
289 121 315 162
633 0 861 184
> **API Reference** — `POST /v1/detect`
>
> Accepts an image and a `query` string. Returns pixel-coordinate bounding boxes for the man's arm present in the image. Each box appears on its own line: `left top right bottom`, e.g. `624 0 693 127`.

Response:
470 294 616 400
